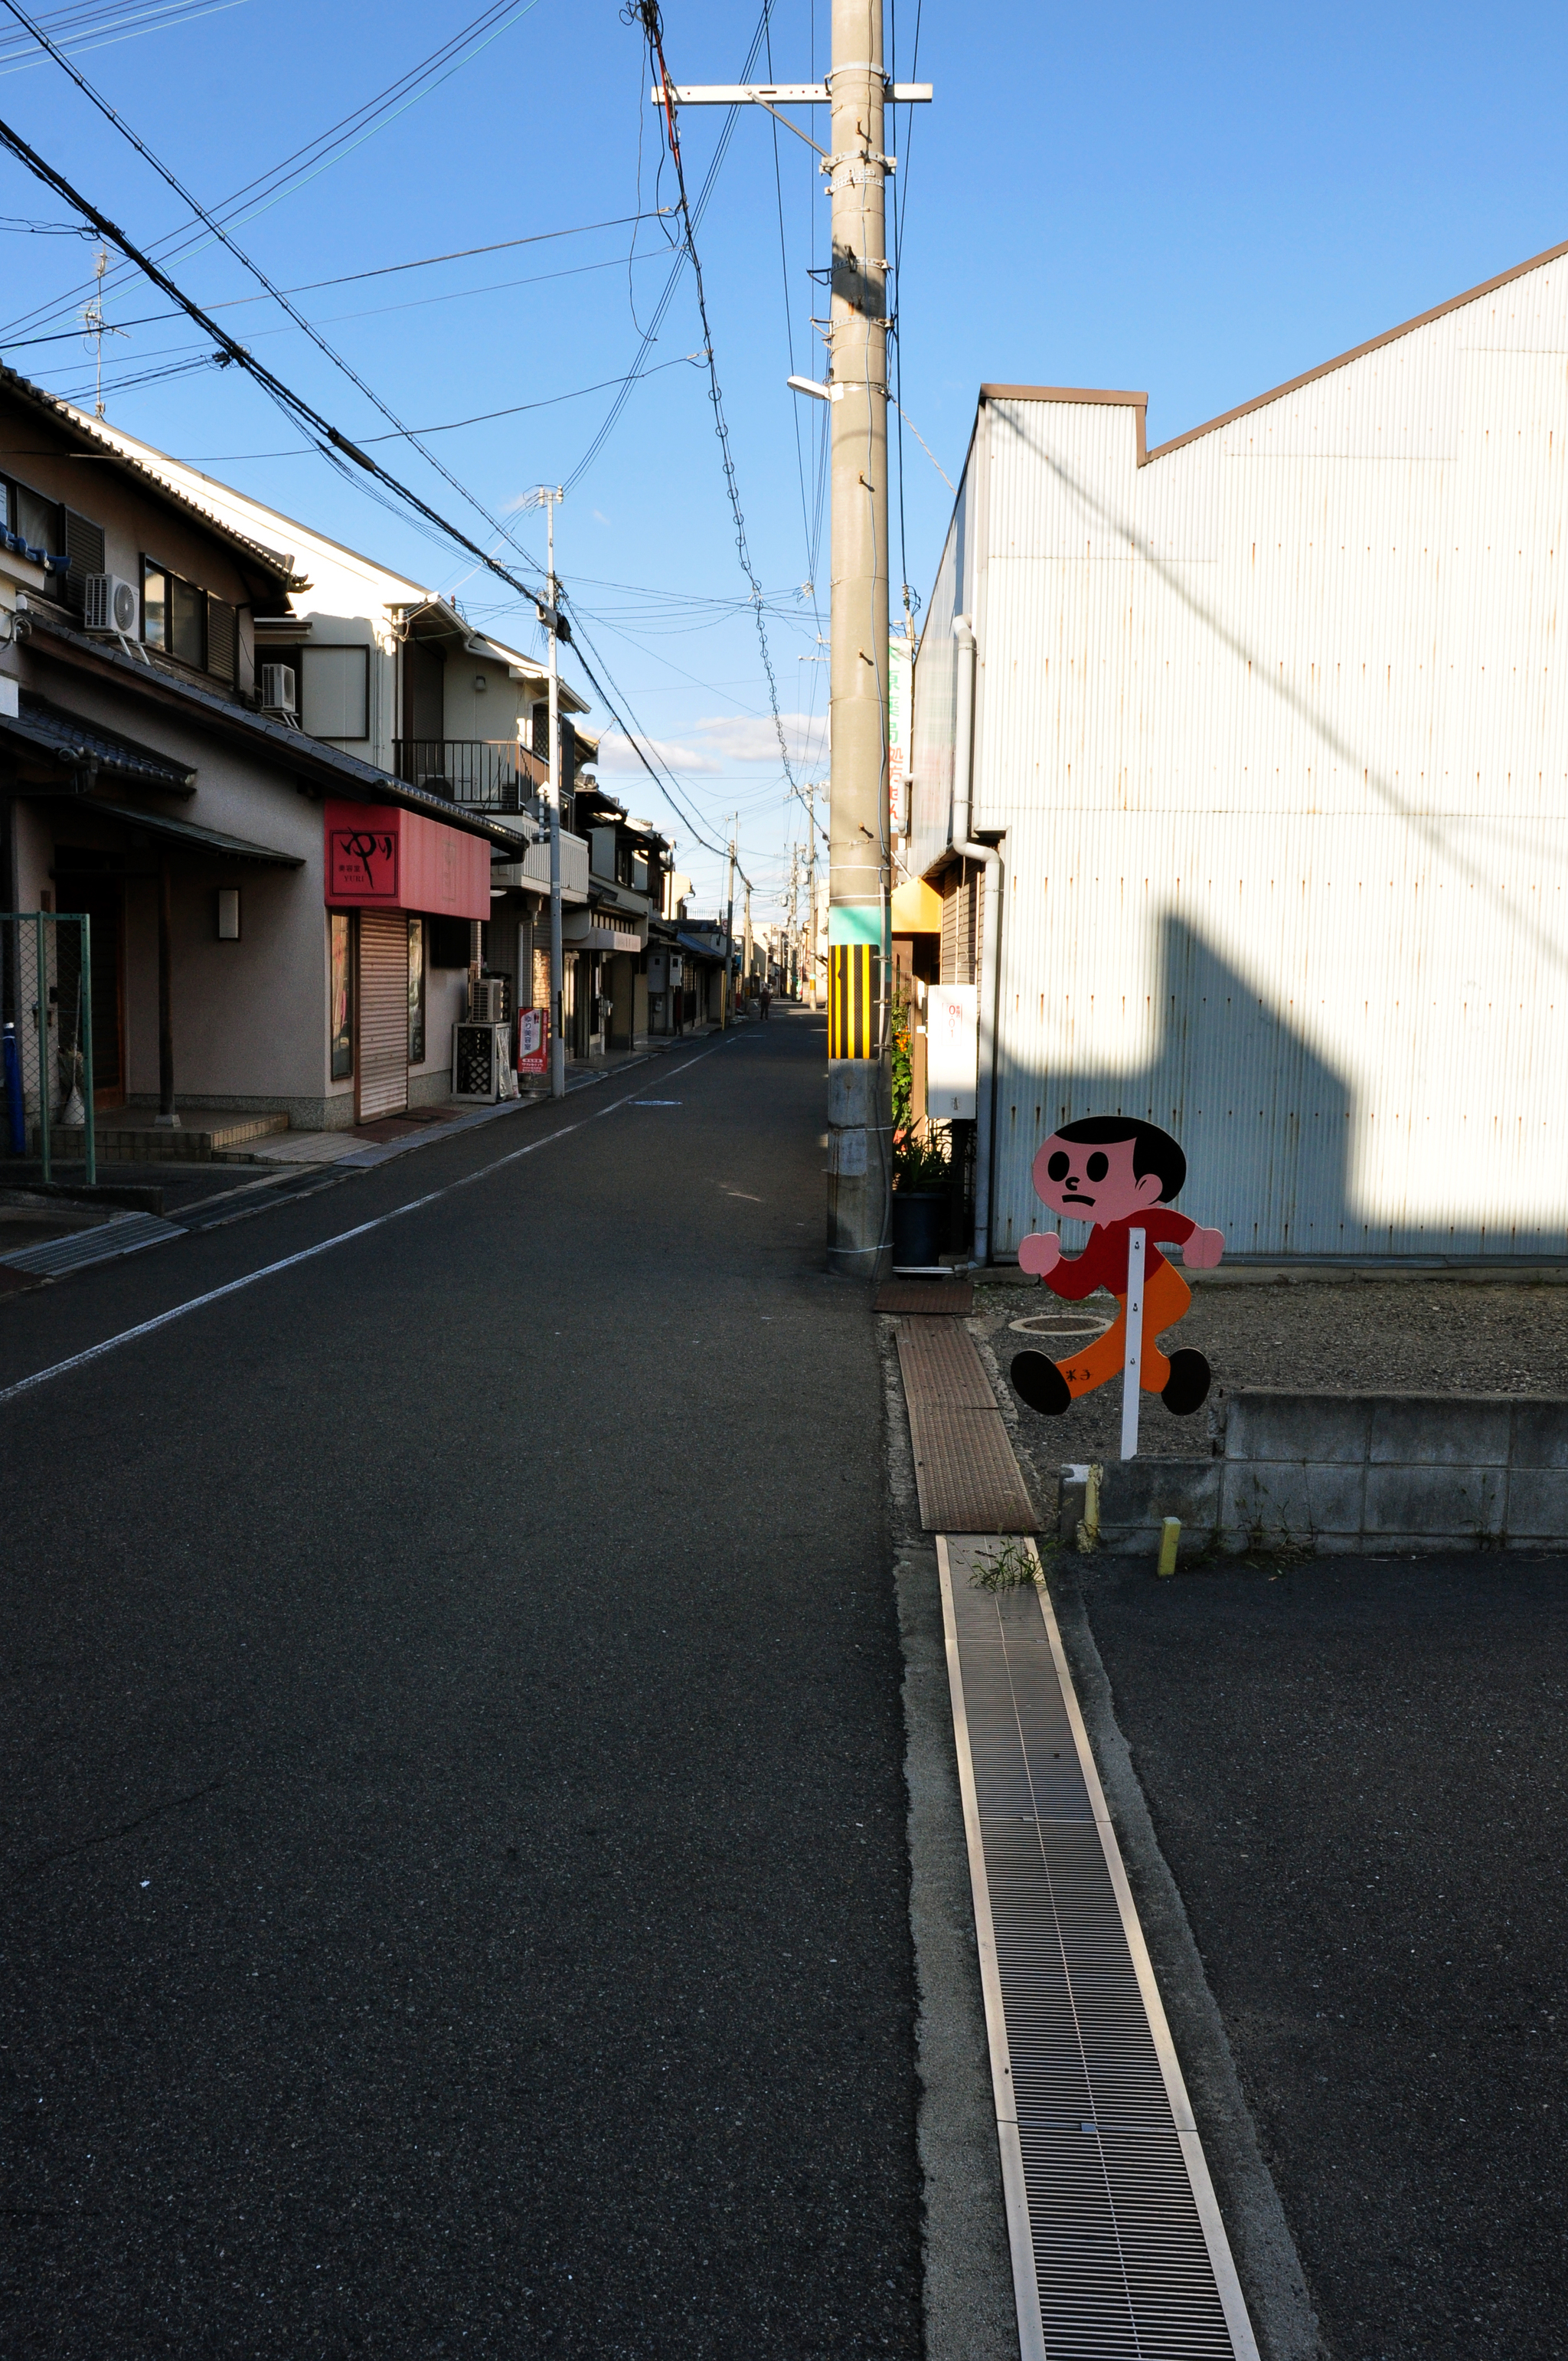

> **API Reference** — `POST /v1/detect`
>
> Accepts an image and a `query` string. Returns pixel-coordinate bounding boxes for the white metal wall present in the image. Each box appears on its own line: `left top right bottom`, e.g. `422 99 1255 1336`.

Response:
937 255 1568 1257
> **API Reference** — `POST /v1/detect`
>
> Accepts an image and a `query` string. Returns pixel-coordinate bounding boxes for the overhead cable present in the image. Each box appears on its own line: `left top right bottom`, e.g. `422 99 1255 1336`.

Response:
0 107 542 598
0 0 547 342
0 0 547 582
630 0 799 796
3 209 676 345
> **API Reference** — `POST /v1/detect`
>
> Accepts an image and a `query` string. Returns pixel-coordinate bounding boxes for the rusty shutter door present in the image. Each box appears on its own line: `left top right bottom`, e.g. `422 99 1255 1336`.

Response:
356 909 409 1120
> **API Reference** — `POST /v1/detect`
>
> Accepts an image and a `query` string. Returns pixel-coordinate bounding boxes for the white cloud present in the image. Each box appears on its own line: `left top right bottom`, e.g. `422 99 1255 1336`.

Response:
598 733 724 776
691 712 828 767
598 711 828 779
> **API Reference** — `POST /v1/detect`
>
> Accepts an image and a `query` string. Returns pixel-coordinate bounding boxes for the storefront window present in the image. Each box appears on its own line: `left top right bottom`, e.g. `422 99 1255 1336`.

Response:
407 917 426 1064
330 911 353 1079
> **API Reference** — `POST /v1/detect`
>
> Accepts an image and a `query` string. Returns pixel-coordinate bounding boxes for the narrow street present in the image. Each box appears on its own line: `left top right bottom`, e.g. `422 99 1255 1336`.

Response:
1 1011 923 2359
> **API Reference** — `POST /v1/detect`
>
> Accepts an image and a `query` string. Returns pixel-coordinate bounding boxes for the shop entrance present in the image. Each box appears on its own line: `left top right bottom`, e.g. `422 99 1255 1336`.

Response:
356 907 409 1120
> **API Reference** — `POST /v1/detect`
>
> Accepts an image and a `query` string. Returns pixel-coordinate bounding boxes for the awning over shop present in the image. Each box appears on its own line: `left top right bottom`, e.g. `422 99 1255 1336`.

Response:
81 797 304 866
324 798 490 919
562 912 643 953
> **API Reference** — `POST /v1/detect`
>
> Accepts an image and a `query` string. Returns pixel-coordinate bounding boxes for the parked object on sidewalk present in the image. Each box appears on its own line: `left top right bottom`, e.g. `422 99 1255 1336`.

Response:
2 1022 22 1154
452 1020 518 1104
1011 1117 1224 1455
517 1006 549 1078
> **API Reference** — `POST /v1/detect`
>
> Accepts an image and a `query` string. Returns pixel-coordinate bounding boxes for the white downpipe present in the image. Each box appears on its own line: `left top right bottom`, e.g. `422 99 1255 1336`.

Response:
952 613 1001 1266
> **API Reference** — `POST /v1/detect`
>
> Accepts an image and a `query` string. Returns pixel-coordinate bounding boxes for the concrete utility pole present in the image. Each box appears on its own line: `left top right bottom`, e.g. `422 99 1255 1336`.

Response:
648 25 929 1265
724 824 736 1029
527 486 567 1099
823 0 892 1275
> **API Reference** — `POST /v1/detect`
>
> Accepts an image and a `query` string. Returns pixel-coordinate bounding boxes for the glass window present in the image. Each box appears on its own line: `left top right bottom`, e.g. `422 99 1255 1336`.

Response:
171 576 204 669
330 912 354 1079
142 561 168 648
14 482 61 555
407 917 426 1065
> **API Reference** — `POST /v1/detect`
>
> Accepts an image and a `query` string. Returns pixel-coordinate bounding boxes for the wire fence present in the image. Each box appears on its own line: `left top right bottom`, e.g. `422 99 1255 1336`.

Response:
1 912 96 1185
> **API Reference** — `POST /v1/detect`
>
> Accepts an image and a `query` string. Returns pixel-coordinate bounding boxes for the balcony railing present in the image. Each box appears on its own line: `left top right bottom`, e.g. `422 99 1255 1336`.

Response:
394 738 545 813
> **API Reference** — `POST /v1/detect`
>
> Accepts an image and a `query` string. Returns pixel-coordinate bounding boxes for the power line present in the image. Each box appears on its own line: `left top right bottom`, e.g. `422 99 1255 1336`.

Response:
559 600 731 864
632 0 798 798
565 2 772 492
0 0 250 75
0 0 547 343
0 0 548 584
2 210 676 346
0 106 544 599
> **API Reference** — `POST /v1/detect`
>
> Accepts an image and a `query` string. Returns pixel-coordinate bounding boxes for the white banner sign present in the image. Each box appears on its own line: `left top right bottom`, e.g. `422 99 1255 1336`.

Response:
926 984 977 1120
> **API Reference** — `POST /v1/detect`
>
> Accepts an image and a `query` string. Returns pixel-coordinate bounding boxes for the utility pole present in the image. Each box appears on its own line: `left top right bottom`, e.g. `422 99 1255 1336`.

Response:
724 823 736 1029
647 24 929 1267
823 0 892 1274
527 486 566 1098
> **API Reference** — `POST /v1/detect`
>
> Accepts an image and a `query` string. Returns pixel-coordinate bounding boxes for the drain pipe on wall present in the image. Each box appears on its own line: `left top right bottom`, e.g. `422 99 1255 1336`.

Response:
952 613 1003 1267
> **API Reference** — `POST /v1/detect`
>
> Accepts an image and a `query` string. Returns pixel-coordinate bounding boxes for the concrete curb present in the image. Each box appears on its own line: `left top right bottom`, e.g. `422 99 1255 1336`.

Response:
879 1323 1019 2360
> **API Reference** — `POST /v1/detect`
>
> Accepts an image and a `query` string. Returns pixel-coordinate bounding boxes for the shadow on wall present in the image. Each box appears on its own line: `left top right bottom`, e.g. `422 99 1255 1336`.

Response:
993 914 1362 1261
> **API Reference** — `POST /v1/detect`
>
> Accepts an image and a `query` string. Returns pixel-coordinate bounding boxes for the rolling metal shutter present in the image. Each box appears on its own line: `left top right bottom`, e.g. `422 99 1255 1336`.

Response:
356 910 408 1120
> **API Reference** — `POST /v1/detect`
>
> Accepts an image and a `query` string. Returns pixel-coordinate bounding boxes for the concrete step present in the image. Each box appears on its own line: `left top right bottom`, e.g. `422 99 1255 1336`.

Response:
28 1112 290 1163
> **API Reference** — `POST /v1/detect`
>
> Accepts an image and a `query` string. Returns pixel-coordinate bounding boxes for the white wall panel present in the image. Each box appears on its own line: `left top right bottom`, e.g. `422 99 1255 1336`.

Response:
955 257 1568 1259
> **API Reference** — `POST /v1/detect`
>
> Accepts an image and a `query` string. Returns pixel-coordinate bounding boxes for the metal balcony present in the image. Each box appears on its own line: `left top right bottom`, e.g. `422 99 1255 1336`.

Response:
394 739 544 813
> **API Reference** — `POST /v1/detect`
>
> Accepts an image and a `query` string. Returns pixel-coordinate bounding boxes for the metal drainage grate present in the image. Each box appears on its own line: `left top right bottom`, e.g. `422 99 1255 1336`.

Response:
939 1537 1259 2361
0 1210 184 1277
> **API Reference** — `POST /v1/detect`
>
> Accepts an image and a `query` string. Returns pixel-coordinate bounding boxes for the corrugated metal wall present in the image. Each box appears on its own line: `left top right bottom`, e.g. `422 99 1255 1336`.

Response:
939 257 1568 1258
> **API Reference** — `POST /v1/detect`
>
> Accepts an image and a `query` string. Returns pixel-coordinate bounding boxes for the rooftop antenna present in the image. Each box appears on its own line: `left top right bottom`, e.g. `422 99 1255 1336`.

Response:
80 244 124 420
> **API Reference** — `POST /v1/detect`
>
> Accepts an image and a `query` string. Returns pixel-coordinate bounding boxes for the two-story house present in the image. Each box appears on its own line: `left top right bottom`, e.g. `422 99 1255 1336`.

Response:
0 365 538 1136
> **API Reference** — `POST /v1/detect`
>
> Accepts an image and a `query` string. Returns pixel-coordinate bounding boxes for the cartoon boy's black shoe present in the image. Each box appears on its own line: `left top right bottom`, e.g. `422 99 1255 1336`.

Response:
1011 1351 1073 1417
1161 1349 1211 1416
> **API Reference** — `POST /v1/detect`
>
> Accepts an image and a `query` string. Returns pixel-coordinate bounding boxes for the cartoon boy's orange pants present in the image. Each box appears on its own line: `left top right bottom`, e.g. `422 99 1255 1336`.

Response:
1054 1259 1191 1400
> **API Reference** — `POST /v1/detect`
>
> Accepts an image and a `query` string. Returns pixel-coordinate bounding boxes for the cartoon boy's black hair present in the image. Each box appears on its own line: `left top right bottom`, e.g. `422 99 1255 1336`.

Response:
1055 1115 1186 1202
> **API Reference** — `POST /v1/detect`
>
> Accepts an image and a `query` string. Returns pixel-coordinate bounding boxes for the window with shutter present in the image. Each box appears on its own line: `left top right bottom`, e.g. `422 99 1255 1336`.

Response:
206 597 237 684
63 508 104 613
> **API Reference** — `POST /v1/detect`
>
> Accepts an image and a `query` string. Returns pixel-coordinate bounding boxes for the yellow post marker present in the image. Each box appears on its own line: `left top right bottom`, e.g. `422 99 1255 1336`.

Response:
1157 1517 1181 1578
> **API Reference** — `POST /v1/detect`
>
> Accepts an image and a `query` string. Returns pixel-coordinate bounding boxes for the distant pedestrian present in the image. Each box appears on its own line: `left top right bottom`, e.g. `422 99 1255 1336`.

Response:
760 986 773 1020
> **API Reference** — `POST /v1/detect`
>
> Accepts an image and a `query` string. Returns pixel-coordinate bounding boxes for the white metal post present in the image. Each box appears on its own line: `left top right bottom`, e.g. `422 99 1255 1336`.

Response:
1120 1226 1146 1462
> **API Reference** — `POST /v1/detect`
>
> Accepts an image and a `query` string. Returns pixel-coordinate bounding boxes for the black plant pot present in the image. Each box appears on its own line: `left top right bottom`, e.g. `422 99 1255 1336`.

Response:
890 1188 949 1269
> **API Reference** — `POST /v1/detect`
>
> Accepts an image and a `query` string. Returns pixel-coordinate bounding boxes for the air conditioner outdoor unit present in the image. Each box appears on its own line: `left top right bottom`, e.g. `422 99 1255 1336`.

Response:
452 1019 518 1104
260 662 296 716
82 573 139 635
469 976 508 1024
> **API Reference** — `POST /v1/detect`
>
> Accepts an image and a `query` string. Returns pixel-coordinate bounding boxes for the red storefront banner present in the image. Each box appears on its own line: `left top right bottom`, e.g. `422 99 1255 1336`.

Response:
323 800 490 919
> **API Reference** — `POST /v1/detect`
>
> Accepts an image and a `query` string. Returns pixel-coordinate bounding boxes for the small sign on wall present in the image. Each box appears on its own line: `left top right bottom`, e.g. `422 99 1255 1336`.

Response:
216 888 240 940
329 826 398 900
926 984 978 1119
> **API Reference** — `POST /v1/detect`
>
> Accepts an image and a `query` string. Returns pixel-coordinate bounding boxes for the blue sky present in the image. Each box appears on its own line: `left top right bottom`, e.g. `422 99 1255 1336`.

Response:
2 1 1566 912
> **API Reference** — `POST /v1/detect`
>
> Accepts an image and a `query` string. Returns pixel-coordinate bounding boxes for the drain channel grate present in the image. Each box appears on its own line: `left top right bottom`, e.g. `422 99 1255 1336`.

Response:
0 1211 183 1276
939 1539 1258 2361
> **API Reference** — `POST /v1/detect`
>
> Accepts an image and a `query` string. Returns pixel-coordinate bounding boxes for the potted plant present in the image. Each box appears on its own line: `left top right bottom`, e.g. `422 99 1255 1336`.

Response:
891 1123 952 1269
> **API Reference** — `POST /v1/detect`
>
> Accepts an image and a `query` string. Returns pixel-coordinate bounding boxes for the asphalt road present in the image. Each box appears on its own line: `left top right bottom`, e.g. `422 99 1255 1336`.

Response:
1 1012 922 2359
1078 1552 1568 2361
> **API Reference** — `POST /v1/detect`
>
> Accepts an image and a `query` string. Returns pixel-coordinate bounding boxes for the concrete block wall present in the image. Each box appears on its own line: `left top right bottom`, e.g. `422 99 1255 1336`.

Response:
1059 1391 1568 1558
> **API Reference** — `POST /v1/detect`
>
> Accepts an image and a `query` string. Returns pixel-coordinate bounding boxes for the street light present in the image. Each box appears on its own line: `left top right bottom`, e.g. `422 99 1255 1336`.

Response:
786 374 833 401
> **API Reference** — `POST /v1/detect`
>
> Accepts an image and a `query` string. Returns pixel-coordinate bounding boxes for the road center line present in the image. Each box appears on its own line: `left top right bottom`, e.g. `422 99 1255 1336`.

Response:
0 1038 735 1410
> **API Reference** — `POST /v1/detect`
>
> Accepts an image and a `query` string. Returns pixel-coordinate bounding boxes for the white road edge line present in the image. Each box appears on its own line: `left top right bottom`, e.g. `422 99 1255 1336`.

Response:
0 1037 736 1409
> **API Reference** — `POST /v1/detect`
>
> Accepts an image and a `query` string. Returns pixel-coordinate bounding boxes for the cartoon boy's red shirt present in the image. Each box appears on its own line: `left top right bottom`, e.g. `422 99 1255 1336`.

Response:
1040 1209 1198 1299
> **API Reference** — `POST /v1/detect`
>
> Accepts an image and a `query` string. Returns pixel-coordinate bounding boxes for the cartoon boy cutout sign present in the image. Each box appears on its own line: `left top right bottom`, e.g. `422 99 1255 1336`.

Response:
1010 1116 1224 1421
